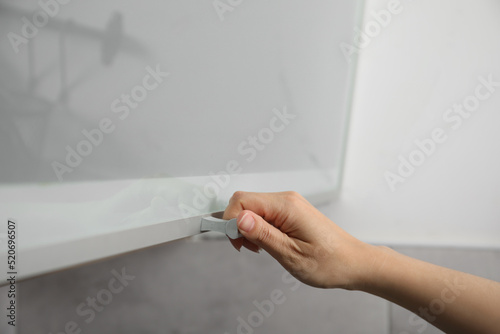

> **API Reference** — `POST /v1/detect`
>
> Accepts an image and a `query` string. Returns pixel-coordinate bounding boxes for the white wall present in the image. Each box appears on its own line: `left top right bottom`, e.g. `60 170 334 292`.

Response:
329 0 500 248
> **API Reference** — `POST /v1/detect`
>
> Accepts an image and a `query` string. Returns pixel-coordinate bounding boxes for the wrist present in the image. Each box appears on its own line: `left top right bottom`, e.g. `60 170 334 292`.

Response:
347 244 396 292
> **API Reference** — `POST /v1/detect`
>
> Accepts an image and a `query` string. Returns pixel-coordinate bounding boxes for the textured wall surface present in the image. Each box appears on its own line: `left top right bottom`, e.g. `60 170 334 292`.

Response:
1 235 499 333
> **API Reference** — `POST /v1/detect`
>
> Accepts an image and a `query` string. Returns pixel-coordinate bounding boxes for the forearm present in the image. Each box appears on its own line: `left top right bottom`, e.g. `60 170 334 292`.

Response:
355 246 500 333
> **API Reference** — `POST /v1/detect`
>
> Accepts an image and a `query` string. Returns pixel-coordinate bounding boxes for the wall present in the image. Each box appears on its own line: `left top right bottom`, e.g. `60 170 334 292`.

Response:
1 213 499 334
331 0 500 248
1 0 499 333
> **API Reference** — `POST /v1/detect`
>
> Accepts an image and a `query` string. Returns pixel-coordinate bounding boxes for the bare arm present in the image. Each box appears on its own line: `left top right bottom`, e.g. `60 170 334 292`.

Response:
361 245 500 333
223 191 500 334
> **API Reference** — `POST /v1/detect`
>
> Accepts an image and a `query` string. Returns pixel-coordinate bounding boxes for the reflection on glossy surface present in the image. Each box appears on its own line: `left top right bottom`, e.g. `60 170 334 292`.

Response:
0 0 358 184
0 1 149 183
0 0 362 279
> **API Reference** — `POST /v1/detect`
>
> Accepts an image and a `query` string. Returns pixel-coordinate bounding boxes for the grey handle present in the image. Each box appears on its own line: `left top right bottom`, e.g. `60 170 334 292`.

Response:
200 216 243 239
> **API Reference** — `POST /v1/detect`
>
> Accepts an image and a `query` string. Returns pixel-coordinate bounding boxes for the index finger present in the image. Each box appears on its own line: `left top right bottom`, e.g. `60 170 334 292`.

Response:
222 191 292 228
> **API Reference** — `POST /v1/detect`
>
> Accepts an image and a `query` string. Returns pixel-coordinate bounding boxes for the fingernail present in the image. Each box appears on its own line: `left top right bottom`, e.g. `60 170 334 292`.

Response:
238 213 255 232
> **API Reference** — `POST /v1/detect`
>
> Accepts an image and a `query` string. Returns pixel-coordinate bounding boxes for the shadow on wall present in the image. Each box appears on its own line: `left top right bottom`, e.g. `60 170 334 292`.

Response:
0 3 148 184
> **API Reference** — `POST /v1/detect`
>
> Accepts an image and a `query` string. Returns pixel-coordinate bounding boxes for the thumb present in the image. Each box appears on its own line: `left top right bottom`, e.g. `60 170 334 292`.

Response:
237 210 288 257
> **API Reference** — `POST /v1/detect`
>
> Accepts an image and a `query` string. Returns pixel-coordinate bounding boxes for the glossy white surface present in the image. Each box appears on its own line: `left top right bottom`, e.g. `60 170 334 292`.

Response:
0 0 361 280
0 0 357 183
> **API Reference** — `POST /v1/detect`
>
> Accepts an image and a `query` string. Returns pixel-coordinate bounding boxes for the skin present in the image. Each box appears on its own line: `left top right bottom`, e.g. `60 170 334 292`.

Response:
223 191 500 334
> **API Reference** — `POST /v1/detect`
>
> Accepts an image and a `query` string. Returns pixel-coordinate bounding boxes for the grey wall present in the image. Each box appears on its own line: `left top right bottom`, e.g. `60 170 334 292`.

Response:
1 202 499 333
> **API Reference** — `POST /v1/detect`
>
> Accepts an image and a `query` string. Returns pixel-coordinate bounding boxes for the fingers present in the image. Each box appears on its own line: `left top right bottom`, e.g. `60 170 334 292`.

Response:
223 191 322 243
228 237 243 252
221 191 363 289
242 239 260 253
236 210 289 259
223 191 288 226
228 237 260 253
223 191 312 255
224 191 283 254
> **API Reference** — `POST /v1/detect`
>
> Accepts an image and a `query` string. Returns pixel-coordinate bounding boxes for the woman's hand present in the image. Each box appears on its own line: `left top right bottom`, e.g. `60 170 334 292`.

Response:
224 191 500 333
223 191 379 289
